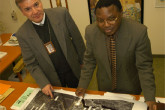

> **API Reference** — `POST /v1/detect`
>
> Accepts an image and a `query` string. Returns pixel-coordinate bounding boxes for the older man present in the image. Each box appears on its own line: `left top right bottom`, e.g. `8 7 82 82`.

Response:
15 0 85 98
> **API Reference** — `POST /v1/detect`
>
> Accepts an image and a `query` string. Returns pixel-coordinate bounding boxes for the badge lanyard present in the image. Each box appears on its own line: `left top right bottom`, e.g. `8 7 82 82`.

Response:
44 20 56 54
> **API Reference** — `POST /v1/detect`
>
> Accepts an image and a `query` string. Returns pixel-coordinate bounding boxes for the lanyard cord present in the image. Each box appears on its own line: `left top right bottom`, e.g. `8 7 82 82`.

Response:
47 19 52 41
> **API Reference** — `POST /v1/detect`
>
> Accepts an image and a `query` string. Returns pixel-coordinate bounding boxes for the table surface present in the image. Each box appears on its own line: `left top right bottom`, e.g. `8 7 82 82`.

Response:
0 80 143 110
0 80 107 110
0 33 21 74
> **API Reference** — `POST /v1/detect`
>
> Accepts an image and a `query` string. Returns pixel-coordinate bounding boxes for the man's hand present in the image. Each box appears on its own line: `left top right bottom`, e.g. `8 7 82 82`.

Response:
42 84 54 99
146 101 157 110
75 88 86 97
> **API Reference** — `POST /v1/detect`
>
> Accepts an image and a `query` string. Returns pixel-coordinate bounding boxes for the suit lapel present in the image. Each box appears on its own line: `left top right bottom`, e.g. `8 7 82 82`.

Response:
116 18 132 70
95 30 111 78
45 10 67 59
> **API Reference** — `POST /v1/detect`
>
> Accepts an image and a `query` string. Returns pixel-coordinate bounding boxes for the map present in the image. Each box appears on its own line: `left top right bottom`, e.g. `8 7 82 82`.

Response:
25 91 134 110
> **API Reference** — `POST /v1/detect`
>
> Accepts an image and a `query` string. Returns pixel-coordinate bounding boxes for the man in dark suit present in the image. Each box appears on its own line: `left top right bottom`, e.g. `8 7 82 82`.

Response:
15 0 85 98
76 0 156 109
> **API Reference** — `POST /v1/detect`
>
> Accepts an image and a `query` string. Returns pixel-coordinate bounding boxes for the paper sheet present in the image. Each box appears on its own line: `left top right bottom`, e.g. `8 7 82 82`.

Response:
0 88 15 103
0 51 7 59
0 83 11 95
10 87 37 110
55 90 147 110
3 42 19 46
139 96 165 103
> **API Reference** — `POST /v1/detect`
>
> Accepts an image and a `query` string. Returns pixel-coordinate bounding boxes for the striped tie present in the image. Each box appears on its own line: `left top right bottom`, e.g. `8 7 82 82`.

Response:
110 36 117 90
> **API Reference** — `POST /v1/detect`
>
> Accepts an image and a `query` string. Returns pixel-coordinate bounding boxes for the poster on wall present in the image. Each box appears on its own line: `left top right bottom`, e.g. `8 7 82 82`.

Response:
155 0 165 7
87 0 144 24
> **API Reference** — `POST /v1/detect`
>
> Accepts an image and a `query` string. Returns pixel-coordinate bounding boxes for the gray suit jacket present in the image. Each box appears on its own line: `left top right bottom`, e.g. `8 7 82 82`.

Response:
78 18 155 101
16 7 85 89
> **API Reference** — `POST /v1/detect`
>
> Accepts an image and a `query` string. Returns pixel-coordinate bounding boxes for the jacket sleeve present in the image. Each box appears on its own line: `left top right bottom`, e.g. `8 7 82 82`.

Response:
16 31 50 89
78 26 96 89
135 28 156 101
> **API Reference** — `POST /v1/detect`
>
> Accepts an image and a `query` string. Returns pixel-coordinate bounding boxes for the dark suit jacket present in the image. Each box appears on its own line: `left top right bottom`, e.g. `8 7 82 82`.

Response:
78 18 155 101
16 7 85 89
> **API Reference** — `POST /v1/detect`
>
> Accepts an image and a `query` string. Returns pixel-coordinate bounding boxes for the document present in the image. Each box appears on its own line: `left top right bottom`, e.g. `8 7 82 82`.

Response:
10 87 35 110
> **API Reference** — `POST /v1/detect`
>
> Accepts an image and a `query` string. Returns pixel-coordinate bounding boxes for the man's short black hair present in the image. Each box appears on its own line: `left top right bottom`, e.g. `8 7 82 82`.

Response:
94 0 122 14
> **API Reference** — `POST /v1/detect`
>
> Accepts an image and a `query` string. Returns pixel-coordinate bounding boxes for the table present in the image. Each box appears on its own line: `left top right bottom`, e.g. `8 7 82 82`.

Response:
0 80 106 110
1 80 165 110
0 80 143 110
0 33 21 74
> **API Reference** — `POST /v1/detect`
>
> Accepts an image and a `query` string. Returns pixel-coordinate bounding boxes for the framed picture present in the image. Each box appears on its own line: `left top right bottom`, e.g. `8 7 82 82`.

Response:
155 0 165 8
50 0 68 9
87 0 144 24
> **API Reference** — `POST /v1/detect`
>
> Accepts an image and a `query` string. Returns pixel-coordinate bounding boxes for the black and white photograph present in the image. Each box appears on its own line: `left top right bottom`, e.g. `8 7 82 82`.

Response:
25 91 134 110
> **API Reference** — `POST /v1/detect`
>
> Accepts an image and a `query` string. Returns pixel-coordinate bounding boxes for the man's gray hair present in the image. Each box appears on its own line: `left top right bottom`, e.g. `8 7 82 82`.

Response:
15 0 41 8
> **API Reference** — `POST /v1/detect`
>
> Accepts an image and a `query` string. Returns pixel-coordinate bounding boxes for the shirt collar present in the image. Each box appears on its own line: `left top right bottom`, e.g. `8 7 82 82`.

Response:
32 13 45 26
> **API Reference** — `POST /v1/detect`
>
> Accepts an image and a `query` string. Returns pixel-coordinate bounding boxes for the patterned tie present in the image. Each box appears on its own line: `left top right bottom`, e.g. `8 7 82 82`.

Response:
110 36 117 90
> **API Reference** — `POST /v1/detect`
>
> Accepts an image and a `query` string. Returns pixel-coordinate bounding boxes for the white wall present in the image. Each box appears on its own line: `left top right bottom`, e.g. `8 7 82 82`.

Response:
67 0 90 40
144 0 165 55
0 0 27 33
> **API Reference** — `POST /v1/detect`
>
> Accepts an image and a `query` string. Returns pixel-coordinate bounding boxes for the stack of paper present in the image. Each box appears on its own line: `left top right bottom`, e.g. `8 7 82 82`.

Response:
0 51 7 59
3 34 19 46
0 83 14 103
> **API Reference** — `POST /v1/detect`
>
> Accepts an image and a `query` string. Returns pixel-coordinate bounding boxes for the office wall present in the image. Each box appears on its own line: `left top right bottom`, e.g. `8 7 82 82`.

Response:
0 0 164 54
0 0 27 34
143 0 165 55
0 0 89 39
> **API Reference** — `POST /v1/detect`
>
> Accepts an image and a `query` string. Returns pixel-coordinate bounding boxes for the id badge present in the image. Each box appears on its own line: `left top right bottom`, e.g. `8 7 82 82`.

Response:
44 41 56 54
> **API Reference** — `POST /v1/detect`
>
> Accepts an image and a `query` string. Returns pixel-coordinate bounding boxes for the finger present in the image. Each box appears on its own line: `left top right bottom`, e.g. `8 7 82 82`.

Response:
75 90 81 96
42 89 47 95
50 86 54 91
76 91 84 97
49 91 53 99
149 105 153 110
153 104 157 110
44 91 49 96
48 89 53 99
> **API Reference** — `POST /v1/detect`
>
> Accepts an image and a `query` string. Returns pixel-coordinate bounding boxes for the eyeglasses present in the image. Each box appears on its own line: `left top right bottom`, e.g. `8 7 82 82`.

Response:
96 16 118 25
